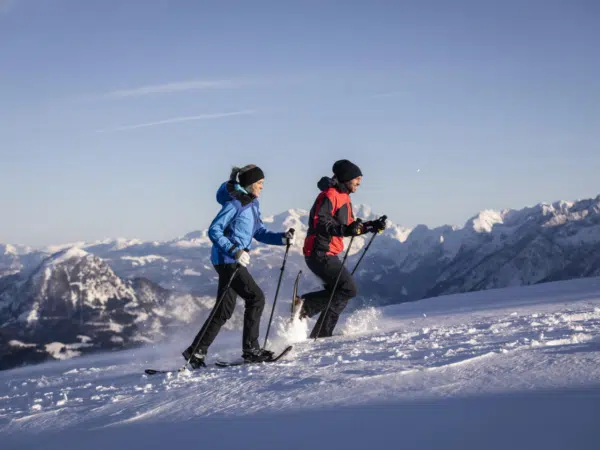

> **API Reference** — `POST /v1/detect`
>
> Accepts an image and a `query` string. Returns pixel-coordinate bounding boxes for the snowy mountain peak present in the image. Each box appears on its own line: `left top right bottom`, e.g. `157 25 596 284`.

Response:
353 204 380 221
3 244 17 256
263 209 309 235
466 209 505 233
182 230 208 240
1 243 33 257
42 242 87 254
101 238 144 251
47 247 90 266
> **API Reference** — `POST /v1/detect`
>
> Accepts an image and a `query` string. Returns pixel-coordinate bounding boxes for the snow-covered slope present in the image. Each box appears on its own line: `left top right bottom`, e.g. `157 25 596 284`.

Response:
1 276 599 449
0 248 223 371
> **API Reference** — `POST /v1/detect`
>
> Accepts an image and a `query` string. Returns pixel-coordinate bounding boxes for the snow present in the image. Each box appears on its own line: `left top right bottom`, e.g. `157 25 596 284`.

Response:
107 321 124 333
42 242 86 254
1 243 34 256
107 238 144 251
49 247 89 266
8 340 36 348
467 209 505 233
182 268 202 276
121 255 168 266
44 342 82 360
18 304 40 324
3 244 17 256
171 237 212 248
1 276 600 449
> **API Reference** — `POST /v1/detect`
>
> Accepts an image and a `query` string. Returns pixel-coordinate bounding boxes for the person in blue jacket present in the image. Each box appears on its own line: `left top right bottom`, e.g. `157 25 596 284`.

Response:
183 164 295 368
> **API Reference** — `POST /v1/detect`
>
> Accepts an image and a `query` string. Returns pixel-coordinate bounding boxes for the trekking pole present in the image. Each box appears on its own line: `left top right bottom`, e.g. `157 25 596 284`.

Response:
184 251 245 369
263 229 295 349
313 234 356 340
351 215 387 275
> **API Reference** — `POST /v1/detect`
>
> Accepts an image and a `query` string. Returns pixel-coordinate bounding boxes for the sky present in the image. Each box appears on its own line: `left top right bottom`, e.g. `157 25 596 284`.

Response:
1 0 599 247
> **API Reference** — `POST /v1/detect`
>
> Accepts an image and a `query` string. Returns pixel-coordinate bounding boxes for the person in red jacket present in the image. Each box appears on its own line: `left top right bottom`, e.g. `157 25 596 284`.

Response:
295 159 386 338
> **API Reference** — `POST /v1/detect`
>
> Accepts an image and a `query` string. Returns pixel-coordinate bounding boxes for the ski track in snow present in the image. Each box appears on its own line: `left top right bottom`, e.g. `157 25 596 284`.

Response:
2 291 600 439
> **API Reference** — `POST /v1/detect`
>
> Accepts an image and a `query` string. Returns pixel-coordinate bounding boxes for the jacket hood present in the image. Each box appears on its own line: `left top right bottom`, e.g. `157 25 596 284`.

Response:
317 176 334 191
216 180 254 206
216 182 231 205
317 176 348 193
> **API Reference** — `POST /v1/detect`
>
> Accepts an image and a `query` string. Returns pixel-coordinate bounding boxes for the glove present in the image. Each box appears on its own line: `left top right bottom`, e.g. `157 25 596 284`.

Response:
282 228 296 246
362 216 387 234
234 249 250 267
344 220 365 237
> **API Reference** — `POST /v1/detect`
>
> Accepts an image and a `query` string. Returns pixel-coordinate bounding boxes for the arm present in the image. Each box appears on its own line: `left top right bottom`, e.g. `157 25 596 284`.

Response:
208 202 241 256
254 223 285 246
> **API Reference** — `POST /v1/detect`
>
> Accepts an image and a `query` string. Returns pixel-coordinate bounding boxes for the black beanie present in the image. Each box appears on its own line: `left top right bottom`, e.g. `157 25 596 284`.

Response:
332 159 362 182
238 166 265 187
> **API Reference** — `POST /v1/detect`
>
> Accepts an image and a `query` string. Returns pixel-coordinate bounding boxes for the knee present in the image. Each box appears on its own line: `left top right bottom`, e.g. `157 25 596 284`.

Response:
216 305 235 323
341 278 358 299
252 289 266 309
329 301 347 315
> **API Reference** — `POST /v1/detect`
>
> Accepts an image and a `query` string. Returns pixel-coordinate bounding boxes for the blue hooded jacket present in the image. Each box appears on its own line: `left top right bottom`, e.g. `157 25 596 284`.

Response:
209 181 285 265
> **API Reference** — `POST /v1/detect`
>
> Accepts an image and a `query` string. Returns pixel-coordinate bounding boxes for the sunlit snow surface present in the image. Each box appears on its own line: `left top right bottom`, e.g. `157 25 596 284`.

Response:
2 276 600 449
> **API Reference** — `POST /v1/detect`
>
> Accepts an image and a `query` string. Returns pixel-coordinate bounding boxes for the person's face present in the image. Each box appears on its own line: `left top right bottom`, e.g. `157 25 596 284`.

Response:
248 179 264 197
345 176 362 193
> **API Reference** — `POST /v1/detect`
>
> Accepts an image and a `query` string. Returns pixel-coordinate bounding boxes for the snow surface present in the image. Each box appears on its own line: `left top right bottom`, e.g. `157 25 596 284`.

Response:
7 340 36 348
182 268 202 276
467 209 505 233
1 276 600 449
42 242 87 254
48 247 89 266
3 244 17 256
121 255 168 266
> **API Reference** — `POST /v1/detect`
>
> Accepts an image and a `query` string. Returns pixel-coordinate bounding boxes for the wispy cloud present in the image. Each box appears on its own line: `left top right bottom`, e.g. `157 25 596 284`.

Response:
95 110 256 133
103 79 244 99
79 73 311 102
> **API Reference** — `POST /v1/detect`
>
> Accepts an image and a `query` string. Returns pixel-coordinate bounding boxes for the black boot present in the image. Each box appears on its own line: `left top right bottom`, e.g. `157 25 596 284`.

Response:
182 347 207 369
242 348 275 363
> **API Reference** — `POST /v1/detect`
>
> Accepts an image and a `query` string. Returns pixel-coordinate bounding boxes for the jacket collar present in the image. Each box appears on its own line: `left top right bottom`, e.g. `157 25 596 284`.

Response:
226 181 256 206
317 176 349 194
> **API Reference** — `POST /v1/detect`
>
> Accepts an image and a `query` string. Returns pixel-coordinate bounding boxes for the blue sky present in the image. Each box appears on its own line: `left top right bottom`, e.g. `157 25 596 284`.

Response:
1 0 599 246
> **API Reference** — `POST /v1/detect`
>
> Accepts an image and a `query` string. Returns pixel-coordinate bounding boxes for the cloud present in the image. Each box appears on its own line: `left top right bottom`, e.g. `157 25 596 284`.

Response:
95 110 257 133
78 73 310 102
100 79 250 100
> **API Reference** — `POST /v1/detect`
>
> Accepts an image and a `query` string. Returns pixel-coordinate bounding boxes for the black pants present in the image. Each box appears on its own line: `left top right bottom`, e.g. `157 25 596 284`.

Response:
302 253 358 338
190 264 265 352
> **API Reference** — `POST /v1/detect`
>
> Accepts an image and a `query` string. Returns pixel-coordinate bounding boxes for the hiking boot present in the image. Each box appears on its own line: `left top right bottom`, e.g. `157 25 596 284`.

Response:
182 347 207 369
242 348 275 363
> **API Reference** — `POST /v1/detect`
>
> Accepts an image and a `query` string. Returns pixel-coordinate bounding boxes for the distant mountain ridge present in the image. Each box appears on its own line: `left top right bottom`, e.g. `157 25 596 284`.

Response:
3 195 600 303
0 195 600 344
2 194 600 369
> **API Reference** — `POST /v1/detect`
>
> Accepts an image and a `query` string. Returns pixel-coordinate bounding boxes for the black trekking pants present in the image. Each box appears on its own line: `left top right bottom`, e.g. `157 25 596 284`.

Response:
302 252 358 338
190 264 265 352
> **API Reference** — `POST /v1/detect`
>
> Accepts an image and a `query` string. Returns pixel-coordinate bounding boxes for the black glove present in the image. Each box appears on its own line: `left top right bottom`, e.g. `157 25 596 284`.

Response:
362 215 387 234
282 228 296 246
344 220 365 237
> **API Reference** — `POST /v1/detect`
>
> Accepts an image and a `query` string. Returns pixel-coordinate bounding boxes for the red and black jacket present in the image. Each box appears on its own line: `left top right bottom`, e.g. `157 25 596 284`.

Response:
303 177 355 257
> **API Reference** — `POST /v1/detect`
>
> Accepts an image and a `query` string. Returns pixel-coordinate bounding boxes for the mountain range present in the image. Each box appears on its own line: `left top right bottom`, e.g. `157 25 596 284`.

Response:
1 194 599 369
